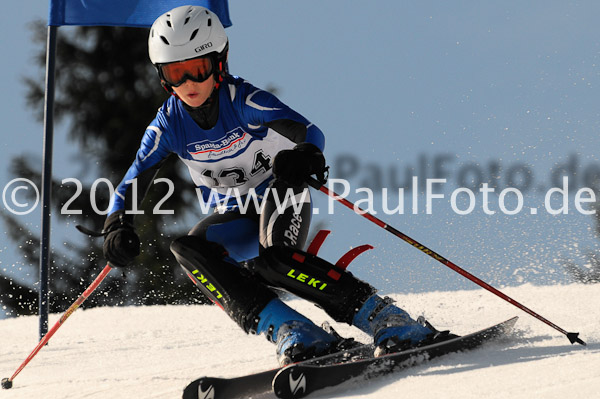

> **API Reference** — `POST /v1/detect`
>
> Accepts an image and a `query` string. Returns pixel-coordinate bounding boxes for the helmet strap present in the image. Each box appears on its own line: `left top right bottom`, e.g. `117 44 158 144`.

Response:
213 50 228 90
161 80 181 99
213 43 229 88
161 80 173 93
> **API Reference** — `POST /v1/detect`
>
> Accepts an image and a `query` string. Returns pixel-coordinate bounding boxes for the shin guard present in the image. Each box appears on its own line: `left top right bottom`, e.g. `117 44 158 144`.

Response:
256 245 376 324
171 235 277 333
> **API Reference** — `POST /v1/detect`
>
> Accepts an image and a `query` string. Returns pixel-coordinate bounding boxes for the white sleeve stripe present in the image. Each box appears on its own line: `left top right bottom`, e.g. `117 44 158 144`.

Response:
246 89 282 112
141 126 163 162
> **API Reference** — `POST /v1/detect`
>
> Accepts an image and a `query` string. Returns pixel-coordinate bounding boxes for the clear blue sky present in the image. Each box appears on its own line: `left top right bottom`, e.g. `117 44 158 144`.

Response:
2 1 600 302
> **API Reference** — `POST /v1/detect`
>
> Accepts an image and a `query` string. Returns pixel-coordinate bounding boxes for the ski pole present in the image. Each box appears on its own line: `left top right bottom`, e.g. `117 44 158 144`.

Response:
1 263 113 390
309 177 586 346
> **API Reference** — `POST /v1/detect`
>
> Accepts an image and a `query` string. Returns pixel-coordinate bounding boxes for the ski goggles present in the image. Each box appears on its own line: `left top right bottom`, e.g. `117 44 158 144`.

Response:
158 56 214 87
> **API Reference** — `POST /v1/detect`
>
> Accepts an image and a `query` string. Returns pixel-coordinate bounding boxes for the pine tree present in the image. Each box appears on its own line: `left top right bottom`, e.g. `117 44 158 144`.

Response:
1 22 208 318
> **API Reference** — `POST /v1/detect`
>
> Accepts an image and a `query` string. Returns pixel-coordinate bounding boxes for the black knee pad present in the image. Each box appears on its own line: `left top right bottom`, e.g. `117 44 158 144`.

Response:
255 245 376 324
171 235 277 333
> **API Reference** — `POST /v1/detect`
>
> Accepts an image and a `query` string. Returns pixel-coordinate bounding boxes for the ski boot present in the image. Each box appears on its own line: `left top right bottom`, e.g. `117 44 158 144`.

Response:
256 298 357 366
353 295 457 356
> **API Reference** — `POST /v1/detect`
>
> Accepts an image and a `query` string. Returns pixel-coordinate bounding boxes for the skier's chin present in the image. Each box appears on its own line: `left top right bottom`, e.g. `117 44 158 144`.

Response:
184 95 208 108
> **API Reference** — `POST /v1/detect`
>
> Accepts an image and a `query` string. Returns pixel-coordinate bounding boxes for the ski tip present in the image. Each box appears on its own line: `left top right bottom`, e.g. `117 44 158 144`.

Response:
502 316 519 330
182 378 203 399
567 332 586 346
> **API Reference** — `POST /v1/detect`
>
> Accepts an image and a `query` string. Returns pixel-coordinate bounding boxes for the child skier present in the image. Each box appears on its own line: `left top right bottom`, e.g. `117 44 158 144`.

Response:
102 5 454 366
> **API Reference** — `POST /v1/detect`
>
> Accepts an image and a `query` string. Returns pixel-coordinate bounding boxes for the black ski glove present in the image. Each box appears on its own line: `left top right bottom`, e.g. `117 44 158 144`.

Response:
103 210 140 267
272 142 327 187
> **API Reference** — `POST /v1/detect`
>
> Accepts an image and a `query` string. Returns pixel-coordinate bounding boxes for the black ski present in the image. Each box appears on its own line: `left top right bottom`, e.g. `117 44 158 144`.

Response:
183 369 277 399
272 316 518 399
183 317 516 399
183 343 374 399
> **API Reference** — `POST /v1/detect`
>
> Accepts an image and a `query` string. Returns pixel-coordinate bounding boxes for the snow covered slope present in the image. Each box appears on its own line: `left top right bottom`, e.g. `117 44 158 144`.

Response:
1 283 598 398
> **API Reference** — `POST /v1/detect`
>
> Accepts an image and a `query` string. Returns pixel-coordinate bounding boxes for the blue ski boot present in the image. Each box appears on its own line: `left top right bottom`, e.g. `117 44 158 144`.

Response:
353 295 456 356
256 298 355 366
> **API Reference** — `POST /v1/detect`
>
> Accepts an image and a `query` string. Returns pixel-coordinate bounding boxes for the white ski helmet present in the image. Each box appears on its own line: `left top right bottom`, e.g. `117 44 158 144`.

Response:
149 5 228 64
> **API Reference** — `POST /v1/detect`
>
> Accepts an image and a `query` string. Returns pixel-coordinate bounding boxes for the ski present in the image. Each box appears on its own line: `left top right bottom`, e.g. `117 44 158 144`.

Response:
183 343 375 399
272 316 518 399
183 317 517 399
183 369 277 399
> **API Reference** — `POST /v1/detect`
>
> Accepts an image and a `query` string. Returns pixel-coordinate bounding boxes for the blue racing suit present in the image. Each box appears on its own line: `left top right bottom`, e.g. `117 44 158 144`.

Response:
109 75 324 261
